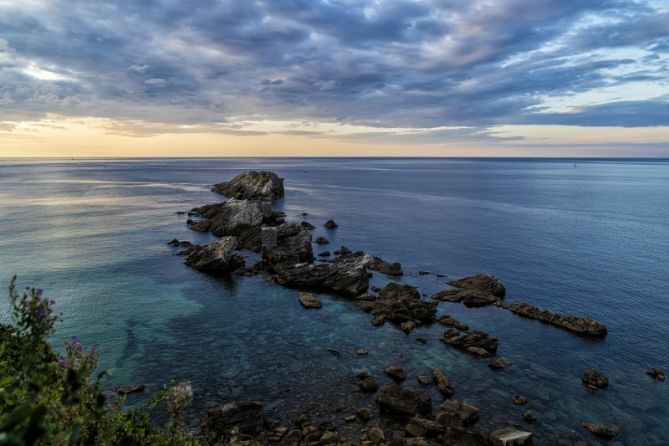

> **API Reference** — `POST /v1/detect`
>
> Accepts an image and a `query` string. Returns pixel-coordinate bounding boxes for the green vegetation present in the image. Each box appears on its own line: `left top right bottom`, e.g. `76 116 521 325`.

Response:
0 276 230 446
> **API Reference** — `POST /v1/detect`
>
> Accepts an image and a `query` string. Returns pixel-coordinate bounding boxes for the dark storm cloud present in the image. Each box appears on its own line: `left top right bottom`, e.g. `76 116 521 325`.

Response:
0 0 667 132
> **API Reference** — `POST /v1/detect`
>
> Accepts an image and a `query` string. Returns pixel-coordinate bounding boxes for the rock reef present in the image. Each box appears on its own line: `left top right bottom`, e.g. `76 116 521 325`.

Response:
211 171 284 200
505 301 608 338
431 273 505 307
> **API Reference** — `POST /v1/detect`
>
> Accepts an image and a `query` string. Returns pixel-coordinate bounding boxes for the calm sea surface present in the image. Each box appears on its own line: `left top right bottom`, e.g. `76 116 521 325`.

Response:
1 158 668 444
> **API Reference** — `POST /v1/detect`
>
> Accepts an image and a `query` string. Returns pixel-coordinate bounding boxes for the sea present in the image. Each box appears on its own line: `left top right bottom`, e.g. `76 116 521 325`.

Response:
0 158 667 444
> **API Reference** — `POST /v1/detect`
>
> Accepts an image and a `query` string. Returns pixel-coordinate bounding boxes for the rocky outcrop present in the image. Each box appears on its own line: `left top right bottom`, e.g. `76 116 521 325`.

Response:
450 273 506 297
368 256 403 276
432 368 453 398
432 273 505 307
582 422 619 439
438 315 469 331
324 219 338 229
405 416 444 438
190 199 271 238
442 328 498 357
202 402 264 439
263 225 314 267
505 302 608 338
435 400 479 427
358 283 437 331
185 237 244 275
212 171 284 200
376 385 432 417
270 251 369 297
647 367 666 381
582 368 608 390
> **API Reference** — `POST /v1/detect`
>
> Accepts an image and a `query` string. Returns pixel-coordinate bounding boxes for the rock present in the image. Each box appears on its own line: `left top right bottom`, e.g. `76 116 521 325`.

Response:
356 347 369 356
385 365 407 382
368 426 385 443
582 422 619 439
442 329 498 357
263 224 314 266
443 428 489 446
450 273 506 297
400 321 416 333
318 250 331 257
357 407 373 421
415 337 427 345
522 410 536 423
167 238 180 246
212 171 284 200
489 427 533 446
437 315 469 331
432 368 453 398
405 416 444 438
112 384 146 395
301 221 315 230
371 286 381 293
355 370 370 379
432 289 501 307
366 283 437 330
271 251 369 297
315 236 329 245
417 374 433 385
324 219 338 229
513 395 527 406
320 431 337 443
185 237 245 275
647 367 666 381
371 315 386 326
489 357 513 370
435 400 479 427
202 402 264 439
368 256 403 276
359 377 379 393
582 368 609 390
191 199 271 237
504 302 607 338
418 271 430 275
344 414 356 423
327 349 340 358
377 385 432 417
298 292 322 309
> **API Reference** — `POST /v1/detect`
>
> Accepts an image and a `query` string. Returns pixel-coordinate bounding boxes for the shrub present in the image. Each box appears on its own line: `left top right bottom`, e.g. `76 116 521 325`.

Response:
0 276 208 446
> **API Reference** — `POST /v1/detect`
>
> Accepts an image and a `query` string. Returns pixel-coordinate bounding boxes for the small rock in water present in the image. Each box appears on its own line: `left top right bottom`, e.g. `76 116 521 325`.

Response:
176 211 186 215
344 414 356 423
367 426 385 443
318 250 331 257
371 286 381 292
355 347 369 356
418 270 430 275
315 236 329 244
112 384 146 395
488 357 513 370
357 407 373 421
582 368 609 390
415 337 428 344
385 365 407 382
300 221 315 230
298 292 322 309
432 368 453 398
489 427 533 446
647 367 666 381
522 410 536 423
435 400 479 427
167 238 180 246
324 219 338 229
513 394 527 405
400 320 416 333
582 422 620 439
327 348 340 358
359 377 379 393
417 374 433 385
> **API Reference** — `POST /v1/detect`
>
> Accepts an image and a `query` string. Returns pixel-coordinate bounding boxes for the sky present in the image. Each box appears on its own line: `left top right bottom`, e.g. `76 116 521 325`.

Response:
0 0 668 157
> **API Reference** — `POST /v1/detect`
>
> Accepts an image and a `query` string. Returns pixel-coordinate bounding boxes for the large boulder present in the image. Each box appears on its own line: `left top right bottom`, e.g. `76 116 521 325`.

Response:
432 273 505 307
271 252 369 297
435 400 479 428
263 224 314 266
202 402 264 439
505 302 607 338
432 368 453 398
212 171 284 200
190 199 271 237
376 384 432 417
185 237 244 275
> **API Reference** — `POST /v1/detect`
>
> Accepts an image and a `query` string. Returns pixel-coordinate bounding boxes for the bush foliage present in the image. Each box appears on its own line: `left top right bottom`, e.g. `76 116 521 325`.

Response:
0 276 211 446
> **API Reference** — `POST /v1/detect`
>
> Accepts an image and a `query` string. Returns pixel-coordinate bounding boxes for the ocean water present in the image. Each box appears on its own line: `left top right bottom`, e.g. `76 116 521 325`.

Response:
1 158 668 444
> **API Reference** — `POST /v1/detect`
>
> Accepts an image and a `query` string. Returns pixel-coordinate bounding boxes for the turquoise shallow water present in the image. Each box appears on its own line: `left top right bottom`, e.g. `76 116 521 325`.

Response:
1 158 668 444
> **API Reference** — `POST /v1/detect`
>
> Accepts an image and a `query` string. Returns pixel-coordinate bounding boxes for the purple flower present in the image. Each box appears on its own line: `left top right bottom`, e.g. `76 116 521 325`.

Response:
36 288 43 297
58 356 67 367
36 309 45 320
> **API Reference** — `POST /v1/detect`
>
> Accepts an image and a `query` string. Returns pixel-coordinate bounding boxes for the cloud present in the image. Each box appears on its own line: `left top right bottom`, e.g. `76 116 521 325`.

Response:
0 0 667 150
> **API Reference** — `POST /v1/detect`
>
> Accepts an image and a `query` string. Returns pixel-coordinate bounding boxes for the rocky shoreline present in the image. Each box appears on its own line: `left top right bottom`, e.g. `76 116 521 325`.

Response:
161 171 661 445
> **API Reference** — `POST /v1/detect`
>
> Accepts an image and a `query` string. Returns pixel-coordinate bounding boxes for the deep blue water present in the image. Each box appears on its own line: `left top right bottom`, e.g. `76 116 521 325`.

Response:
1 158 668 444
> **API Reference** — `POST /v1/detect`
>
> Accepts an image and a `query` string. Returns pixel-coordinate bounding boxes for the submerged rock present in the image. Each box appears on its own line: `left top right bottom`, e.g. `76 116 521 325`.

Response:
582 368 609 390
202 402 264 439
438 314 469 331
298 292 322 309
513 395 527 406
582 422 620 439
432 368 453 398
112 384 146 395
368 256 404 276
376 384 432 417
385 365 407 382
405 415 444 438
359 377 379 393
324 219 338 229
522 410 536 423
505 301 608 338
212 171 284 200
488 357 513 370
490 427 533 446
185 237 244 275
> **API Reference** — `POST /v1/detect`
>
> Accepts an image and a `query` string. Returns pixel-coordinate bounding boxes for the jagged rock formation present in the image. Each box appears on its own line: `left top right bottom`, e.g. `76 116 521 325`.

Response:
505 301 608 337
212 171 284 200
